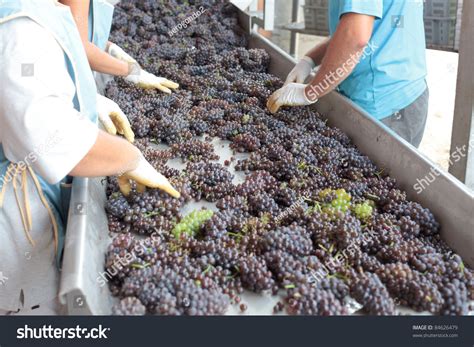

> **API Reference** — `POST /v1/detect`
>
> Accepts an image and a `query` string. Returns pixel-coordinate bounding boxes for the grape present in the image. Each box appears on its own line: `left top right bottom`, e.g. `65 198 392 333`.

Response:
172 209 214 239
350 272 397 315
353 200 374 221
112 297 146 316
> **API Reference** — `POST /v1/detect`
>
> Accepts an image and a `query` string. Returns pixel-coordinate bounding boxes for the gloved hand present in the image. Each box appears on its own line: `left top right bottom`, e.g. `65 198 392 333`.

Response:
118 155 181 198
107 42 179 94
285 56 315 85
107 42 137 64
96 94 135 143
125 69 179 94
267 83 318 114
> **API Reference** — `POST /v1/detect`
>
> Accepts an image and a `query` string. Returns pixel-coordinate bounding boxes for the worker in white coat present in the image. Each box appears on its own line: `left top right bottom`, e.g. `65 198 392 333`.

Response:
0 0 179 314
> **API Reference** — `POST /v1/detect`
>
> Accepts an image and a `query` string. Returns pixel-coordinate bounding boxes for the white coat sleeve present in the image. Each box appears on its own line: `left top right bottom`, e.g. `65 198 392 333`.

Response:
0 18 99 184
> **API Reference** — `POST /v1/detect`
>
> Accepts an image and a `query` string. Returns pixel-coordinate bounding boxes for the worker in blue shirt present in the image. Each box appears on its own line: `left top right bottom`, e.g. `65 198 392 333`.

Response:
267 0 428 147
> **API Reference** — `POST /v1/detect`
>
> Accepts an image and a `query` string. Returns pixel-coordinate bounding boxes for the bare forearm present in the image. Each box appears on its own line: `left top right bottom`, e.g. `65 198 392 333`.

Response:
305 13 374 100
59 0 129 76
306 38 331 66
69 130 140 177
84 41 129 76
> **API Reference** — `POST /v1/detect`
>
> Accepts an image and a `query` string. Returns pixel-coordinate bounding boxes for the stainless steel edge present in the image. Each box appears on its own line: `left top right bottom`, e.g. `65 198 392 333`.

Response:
59 177 112 315
247 30 474 267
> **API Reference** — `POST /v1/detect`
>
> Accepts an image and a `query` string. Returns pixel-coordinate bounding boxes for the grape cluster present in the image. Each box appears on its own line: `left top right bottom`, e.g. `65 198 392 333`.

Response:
106 185 188 235
349 272 397 315
285 284 349 315
172 209 214 239
170 140 219 163
121 261 230 315
376 263 444 313
237 255 275 292
186 162 235 202
258 226 313 257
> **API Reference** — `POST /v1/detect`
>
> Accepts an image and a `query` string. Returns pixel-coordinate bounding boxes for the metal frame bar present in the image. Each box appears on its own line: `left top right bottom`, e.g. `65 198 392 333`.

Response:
59 178 112 315
289 0 300 57
449 0 474 190
245 0 275 31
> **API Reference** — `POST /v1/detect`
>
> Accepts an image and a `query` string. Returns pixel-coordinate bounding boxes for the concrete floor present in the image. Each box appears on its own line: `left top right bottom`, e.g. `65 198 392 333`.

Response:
286 34 459 171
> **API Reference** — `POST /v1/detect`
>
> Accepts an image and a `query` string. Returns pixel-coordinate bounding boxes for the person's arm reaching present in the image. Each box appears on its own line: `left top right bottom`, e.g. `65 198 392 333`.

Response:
268 13 375 113
305 13 374 100
68 130 139 177
0 18 179 198
306 38 331 67
70 131 180 198
59 0 130 76
59 0 179 93
285 38 331 85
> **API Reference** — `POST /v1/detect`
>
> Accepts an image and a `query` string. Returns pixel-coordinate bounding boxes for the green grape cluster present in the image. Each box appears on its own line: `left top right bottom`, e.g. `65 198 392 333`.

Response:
332 189 351 212
319 188 352 213
172 209 214 239
353 200 374 221
317 189 352 220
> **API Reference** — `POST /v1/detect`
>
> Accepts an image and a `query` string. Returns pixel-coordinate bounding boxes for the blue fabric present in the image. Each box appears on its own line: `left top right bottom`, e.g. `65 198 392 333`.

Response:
88 0 114 51
328 0 427 120
0 0 99 260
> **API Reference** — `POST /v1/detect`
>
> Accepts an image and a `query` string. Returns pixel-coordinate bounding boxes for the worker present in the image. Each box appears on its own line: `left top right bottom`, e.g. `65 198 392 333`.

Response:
0 0 179 314
55 0 178 144
267 0 428 148
59 0 179 92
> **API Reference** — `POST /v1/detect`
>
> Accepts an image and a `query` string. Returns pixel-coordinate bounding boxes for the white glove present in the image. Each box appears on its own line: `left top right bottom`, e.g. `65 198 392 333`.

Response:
285 56 315 85
118 155 180 198
125 69 179 94
96 94 135 143
107 42 137 64
107 42 179 94
267 83 318 114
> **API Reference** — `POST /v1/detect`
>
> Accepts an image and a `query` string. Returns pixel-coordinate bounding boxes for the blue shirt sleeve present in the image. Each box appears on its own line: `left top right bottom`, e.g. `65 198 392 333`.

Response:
338 0 383 19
